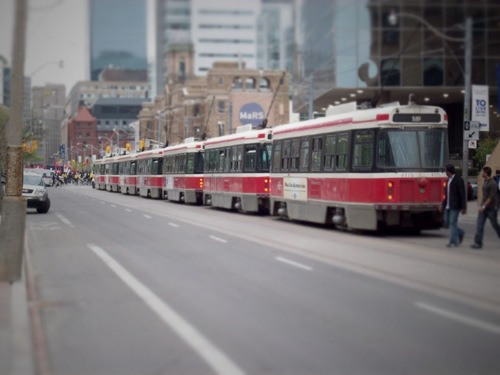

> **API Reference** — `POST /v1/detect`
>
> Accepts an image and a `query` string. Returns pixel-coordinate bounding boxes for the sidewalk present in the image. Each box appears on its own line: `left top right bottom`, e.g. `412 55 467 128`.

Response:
0 262 35 375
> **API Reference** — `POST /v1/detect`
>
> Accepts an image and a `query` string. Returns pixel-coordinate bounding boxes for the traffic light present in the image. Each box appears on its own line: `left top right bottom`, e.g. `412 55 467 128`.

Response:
105 145 111 154
139 139 145 151
125 142 131 152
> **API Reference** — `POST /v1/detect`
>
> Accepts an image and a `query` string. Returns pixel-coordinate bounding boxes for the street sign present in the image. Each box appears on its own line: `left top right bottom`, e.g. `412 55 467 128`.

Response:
463 120 480 141
468 140 477 149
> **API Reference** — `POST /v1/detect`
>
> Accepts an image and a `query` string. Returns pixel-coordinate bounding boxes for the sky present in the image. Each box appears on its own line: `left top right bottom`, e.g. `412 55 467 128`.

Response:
0 0 88 95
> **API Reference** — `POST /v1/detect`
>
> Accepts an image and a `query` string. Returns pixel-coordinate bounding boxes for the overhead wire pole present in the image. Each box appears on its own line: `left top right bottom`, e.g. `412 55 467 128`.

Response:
461 17 472 192
0 0 28 282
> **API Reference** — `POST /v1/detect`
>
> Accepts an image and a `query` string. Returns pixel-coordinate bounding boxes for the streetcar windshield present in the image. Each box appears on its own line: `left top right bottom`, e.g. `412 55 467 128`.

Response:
259 143 272 172
377 129 447 169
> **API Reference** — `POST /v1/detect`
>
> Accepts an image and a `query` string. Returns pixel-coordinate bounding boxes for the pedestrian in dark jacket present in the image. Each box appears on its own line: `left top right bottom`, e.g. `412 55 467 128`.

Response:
471 166 500 249
441 164 466 248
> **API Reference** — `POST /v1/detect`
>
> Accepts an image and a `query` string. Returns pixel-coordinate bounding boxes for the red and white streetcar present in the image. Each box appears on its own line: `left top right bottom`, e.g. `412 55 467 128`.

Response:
117 152 138 195
162 138 205 204
203 125 272 213
270 102 448 231
136 148 165 199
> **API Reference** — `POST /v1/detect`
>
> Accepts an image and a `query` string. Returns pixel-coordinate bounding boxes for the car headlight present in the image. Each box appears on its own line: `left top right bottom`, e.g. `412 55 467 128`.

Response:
34 189 45 197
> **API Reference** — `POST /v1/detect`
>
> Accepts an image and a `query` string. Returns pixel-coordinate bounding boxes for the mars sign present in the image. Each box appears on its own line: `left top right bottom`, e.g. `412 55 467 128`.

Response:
239 102 265 127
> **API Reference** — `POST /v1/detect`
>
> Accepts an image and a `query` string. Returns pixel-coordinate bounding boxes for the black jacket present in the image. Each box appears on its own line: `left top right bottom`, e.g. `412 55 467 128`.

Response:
443 174 466 210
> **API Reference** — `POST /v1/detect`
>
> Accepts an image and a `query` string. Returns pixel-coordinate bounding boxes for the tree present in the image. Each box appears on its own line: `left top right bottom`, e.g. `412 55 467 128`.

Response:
473 137 500 168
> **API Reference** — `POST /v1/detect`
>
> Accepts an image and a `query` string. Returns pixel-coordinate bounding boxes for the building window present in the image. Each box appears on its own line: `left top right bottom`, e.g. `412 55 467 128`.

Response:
382 11 400 45
179 61 186 81
245 78 256 90
423 58 443 86
380 59 400 86
259 78 270 91
86 133 90 137
218 100 225 113
232 77 243 89
218 77 224 85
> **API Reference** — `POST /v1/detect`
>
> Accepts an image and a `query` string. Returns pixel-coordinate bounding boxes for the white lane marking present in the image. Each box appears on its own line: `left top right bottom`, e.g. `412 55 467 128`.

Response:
416 302 500 335
55 213 75 228
144 214 152 219
100 201 105 204
125 208 132 212
87 244 246 375
91 199 95 201
275 257 313 271
111 204 116 208
168 222 179 228
210 235 227 243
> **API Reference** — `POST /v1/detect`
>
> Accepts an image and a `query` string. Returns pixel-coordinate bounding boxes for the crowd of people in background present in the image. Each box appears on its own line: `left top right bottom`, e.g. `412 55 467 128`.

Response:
51 170 93 187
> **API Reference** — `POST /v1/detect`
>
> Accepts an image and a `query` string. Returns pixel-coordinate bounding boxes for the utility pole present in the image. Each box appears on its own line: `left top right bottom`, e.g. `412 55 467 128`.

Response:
308 75 314 120
461 17 472 190
0 0 28 282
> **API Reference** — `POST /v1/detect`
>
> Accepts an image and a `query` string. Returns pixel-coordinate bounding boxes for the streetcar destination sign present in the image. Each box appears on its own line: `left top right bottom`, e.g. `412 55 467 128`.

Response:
392 114 441 123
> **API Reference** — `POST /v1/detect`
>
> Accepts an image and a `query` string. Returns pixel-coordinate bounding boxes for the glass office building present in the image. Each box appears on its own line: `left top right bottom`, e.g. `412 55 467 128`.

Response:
294 0 500 155
89 0 148 81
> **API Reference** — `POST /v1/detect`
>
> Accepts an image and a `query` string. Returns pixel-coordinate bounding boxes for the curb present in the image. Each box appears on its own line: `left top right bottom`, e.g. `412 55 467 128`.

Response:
23 232 51 375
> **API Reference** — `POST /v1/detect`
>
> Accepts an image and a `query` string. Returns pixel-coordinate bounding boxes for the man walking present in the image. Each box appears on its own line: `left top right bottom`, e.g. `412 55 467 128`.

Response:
471 166 500 249
441 164 466 248
494 169 500 211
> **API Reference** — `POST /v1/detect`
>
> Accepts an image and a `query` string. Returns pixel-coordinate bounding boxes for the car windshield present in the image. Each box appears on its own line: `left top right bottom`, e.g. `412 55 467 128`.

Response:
24 175 42 186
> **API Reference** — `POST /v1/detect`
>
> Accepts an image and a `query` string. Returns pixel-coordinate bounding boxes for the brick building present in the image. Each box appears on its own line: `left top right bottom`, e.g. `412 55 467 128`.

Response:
138 54 289 149
65 104 97 163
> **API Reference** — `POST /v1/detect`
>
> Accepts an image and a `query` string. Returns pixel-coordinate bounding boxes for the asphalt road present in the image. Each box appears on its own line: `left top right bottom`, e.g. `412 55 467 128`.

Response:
25 185 500 375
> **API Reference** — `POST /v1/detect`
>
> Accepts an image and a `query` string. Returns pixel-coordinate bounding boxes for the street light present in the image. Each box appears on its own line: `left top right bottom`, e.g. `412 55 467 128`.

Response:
29 59 64 78
388 11 472 187
98 135 113 155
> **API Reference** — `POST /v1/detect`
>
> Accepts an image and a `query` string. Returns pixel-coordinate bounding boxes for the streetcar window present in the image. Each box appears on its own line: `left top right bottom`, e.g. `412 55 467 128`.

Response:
376 129 446 169
311 137 322 172
194 152 204 174
419 130 446 167
259 143 272 172
236 146 243 172
336 134 349 170
209 150 218 172
152 160 159 175
272 143 282 172
187 154 195 174
323 135 336 171
282 140 291 171
290 139 300 171
353 131 374 170
244 145 257 172
112 163 119 175
300 140 310 172
131 161 136 175
219 150 226 172
226 148 233 172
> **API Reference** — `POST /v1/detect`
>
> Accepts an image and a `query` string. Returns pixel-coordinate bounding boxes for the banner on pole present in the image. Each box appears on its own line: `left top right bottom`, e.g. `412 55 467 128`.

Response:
471 85 489 131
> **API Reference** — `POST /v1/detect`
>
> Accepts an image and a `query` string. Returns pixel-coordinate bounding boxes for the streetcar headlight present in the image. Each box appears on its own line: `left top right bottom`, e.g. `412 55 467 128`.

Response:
387 181 394 198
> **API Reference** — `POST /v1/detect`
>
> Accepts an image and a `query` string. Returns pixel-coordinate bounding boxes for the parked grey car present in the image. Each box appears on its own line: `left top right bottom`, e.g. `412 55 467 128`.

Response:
23 171 50 213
